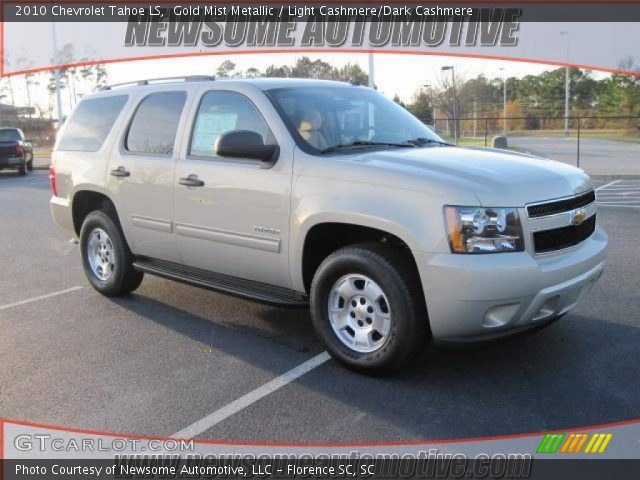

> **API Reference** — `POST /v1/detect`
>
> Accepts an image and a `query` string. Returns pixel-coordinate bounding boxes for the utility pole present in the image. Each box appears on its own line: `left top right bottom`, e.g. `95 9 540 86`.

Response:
51 22 64 126
368 53 375 137
500 67 507 135
473 97 477 137
0 94 6 127
368 53 375 89
441 66 457 143
560 31 570 137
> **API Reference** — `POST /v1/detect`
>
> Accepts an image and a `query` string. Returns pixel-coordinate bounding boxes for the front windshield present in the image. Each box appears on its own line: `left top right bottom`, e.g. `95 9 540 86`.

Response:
267 86 445 153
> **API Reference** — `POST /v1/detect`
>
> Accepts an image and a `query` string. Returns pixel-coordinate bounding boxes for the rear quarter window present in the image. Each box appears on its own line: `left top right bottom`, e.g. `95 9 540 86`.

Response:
57 95 128 152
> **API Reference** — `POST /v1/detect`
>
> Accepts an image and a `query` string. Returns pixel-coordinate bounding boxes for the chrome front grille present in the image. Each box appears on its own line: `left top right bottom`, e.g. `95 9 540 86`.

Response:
532 215 597 253
526 190 597 253
527 190 595 218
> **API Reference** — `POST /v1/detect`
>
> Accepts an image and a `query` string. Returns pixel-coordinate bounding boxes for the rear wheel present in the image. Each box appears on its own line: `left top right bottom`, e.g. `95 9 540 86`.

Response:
26 155 33 171
17 164 26 176
310 243 427 374
79 210 143 296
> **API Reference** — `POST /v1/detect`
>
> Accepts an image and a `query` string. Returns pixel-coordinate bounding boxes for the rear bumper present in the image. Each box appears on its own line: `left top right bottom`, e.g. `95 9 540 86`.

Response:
50 195 75 238
418 226 608 341
0 157 25 168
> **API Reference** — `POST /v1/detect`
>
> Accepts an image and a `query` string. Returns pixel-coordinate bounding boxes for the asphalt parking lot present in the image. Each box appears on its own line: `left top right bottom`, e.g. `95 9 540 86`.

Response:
508 136 640 176
1 169 639 443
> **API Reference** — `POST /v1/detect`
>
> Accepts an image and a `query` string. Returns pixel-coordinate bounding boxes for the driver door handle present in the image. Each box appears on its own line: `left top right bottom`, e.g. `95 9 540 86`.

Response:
179 174 205 187
110 166 130 178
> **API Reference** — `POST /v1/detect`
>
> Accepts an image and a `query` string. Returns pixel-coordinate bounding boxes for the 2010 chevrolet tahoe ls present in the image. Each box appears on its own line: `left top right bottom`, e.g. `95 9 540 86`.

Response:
50 77 607 373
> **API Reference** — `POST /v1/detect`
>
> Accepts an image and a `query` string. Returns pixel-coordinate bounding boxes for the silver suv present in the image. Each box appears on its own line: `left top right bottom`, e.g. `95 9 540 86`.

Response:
50 76 607 373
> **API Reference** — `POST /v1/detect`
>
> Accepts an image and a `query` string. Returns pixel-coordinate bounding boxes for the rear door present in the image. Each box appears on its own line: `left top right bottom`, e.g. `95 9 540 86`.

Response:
106 88 190 263
172 86 294 288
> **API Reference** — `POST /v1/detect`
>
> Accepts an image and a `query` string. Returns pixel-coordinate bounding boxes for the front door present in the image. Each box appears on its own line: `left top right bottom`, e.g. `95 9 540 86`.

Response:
172 89 292 288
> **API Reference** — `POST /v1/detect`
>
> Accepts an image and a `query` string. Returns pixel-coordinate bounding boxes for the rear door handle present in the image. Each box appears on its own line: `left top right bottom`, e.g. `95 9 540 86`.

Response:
110 166 130 178
178 174 205 187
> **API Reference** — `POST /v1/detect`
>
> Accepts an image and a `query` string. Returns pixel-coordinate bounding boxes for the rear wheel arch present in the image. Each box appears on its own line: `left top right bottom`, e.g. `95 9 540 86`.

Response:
71 190 120 236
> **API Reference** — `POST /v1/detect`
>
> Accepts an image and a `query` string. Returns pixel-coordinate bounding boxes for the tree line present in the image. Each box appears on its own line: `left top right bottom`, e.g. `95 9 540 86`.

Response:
405 57 640 134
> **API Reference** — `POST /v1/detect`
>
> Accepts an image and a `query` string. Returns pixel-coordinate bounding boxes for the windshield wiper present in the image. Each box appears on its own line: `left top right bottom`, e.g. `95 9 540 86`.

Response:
405 137 454 147
320 140 415 154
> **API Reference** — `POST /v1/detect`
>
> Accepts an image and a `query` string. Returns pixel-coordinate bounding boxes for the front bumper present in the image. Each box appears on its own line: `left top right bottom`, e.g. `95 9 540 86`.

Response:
418 225 607 341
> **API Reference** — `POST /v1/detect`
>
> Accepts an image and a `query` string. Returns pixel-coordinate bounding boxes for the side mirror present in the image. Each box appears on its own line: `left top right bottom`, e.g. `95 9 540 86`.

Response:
215 130 279 169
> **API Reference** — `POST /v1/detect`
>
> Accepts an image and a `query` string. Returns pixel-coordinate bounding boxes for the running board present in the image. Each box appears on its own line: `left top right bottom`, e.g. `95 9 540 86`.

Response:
133 258 308 307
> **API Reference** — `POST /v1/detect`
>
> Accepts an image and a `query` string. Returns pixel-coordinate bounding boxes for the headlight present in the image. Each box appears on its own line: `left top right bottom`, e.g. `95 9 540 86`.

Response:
444 206 524 253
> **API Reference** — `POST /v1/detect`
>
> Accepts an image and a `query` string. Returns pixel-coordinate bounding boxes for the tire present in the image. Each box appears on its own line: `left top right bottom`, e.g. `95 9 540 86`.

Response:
26 156 33 171
79 210 143 296
17 164 26 176
310 242 428 374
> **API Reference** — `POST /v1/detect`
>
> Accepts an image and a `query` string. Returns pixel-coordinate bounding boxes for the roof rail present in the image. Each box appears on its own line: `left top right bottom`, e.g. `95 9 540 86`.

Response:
100 75 215 91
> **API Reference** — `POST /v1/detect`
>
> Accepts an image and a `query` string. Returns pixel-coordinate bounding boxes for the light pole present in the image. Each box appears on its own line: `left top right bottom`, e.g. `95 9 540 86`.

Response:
422 83 437 126
499 67 507 135
441 66 457 143
560 31 570 137
0 94 6 127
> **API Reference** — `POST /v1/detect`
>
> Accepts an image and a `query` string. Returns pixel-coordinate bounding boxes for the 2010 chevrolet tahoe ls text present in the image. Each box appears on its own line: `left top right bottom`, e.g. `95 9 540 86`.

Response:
49 77 607 373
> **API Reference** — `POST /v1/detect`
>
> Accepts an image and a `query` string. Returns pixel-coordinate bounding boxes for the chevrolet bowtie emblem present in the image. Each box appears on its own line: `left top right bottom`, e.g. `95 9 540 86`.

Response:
571 208 587 226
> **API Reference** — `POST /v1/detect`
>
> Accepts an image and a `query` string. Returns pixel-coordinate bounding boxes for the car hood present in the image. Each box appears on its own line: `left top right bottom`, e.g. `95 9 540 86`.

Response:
342 146 593 207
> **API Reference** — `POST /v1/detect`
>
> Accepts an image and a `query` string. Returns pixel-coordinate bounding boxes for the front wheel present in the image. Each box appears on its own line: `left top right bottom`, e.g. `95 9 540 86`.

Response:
79 210 143 296
310 243 428 374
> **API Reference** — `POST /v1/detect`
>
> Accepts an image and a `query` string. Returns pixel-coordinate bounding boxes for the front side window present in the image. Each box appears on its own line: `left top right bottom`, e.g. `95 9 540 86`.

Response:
189 91 273 158
125 92 186 155
268 86 445 153
58 95 128 152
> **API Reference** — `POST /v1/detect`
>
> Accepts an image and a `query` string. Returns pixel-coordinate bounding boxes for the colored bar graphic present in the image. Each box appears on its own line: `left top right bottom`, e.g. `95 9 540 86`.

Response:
573 434 589 453
539 433 612 454
537 433 565 453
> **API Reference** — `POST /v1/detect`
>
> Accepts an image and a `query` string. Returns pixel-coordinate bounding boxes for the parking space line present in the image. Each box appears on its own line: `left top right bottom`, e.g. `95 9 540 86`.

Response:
595 180 621 191
172 351 331 439
595 180 640 209
0 286 83 311
598 204 640 208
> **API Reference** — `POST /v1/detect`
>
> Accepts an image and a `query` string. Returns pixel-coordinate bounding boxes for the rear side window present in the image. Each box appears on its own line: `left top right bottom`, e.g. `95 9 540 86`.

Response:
125 92 186 156
57 95 128 151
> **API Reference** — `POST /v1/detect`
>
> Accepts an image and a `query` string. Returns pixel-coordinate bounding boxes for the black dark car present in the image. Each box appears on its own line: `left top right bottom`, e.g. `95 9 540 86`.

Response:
0 127 34 175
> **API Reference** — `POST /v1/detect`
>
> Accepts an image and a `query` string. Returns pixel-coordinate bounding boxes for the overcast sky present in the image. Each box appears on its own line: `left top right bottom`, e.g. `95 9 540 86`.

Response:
2 52 609 117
